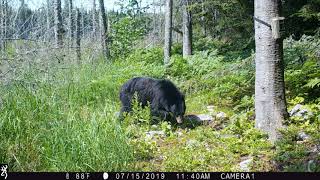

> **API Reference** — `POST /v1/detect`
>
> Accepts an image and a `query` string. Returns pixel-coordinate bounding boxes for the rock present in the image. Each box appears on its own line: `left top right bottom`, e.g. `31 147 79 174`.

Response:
207 105 215 113
297 132 310 141
197 114 214 121
216 111 227 120
145 130 165 139
307 160 315 172
184 114 213 125
186 139 200 148
290 104 303 116
239 157 253 172
308 145 319 154
114 111 120 117
175 131 183 137
151 125 158 130
219 134 240 139
289 104 314 120
204 143 211 151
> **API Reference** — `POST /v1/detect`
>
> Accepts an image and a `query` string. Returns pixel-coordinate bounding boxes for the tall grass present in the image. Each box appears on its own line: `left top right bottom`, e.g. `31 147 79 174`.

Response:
0 53 165 171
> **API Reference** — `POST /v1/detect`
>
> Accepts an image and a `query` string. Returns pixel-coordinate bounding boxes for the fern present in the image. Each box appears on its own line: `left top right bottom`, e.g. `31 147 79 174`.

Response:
304 78 320 88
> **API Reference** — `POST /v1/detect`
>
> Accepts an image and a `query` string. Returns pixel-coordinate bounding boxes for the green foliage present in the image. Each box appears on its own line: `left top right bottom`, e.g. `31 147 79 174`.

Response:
126 47 164 65
121 96 158 161
193 37 225 52
157 117 272 172
165 55 191 78
122 94 152 129
110 16 149 58
275 122 320 172
283 0 320 38
284 35 320 67
284 36 320 101
0 65 134 171
191 0 254 49
304 78 320 88
234 95 254 112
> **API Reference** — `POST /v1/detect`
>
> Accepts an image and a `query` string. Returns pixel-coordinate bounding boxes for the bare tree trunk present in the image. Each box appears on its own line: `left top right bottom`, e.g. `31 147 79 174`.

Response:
54 0 63 49
211 8 218 38
68 0 74 46
254 0 288 143
81 9 84 36
75 8 81 64
164 0 173 65
92 0 97 38
152 0 156 46
0 0 4 50
98 0 109 60
46 0 51 41
201 0 206 37
182 0 192 57
18 0 26 39
1 0 7 50
158 1 162 38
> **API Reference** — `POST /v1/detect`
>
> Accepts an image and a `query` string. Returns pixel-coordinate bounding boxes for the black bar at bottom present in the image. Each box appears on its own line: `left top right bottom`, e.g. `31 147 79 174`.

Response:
4 172 320 180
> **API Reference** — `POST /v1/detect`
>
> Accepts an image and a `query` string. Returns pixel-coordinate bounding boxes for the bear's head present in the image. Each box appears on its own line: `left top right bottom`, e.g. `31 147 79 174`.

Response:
169 94 186 124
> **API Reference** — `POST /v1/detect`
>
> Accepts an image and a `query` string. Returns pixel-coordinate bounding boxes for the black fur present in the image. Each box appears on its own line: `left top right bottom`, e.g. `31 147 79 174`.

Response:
119 77 186 123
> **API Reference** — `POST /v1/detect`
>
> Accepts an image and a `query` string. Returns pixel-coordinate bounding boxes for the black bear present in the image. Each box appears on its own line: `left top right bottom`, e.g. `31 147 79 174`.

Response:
119 77 186 123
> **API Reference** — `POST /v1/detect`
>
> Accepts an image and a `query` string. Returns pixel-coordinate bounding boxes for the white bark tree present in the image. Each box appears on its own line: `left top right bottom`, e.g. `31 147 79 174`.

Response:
164 0 173 65
182 0 192 57
254 0 288 142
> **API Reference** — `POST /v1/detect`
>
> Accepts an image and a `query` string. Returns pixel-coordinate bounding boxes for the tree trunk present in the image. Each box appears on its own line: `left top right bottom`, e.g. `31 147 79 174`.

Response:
81 9 84 36
18 0 26 39
0 0 7 50
75 8 81 64
98 0 109 59
0 0 4 50
152 0 156 46
68 0 74 46
46 0 51 41
254 0 288 142
54 0 63 49
92 0 97 38
201 0 206 37
164 0 173 65
158 2 162 37
183 0 192 57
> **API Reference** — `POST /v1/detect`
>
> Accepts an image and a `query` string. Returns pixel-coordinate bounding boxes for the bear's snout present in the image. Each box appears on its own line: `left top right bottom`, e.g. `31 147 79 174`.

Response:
176 116 183 124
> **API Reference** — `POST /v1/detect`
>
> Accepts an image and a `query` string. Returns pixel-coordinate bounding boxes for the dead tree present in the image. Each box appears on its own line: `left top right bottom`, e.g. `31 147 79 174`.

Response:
201 0 206 36
98 0 109 59
46 0 51 41
68 0 74 46
54 0 63 49
0 0 8 50
76 8 81 64
92 0 97 38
